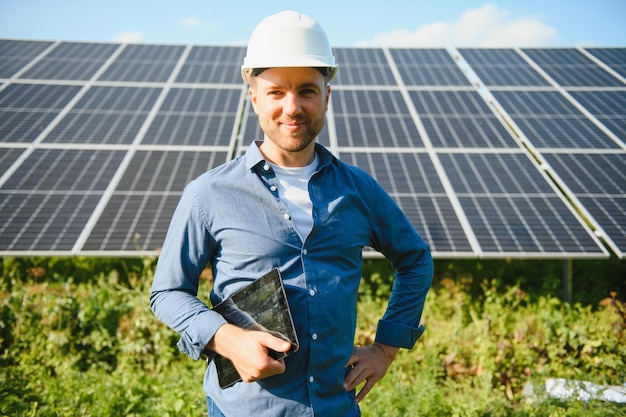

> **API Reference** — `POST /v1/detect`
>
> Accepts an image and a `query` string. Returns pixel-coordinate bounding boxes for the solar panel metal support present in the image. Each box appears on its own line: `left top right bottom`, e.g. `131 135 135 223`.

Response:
227 85 250 160
562 258 573 303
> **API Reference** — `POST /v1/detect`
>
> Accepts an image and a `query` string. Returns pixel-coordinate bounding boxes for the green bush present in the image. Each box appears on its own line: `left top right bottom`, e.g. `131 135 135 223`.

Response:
1 257 625 416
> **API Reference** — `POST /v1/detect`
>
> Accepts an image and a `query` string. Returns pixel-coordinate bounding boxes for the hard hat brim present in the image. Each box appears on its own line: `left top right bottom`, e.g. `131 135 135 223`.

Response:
241 65 337 84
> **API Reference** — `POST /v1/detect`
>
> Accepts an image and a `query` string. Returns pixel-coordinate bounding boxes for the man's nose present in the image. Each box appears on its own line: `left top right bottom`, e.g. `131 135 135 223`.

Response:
283 93 301 116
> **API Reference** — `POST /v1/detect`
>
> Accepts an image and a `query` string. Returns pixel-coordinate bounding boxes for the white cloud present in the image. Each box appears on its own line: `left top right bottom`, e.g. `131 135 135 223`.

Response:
363 3 556 47
113 31 144 43
180 17 200 29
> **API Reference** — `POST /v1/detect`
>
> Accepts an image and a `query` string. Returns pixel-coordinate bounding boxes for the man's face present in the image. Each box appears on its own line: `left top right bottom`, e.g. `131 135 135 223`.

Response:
249 67 330 159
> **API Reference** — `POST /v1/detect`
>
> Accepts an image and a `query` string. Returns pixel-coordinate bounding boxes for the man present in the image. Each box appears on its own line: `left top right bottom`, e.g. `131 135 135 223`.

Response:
150 10 433 417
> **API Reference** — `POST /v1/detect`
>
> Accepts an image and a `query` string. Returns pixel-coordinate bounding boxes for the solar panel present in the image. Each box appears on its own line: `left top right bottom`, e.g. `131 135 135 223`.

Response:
141 87 243 146
522 48 624 87
541 152 626 257
0 148 24 175
98 44 186 82
440 152 549 194
408 90 518 147
0 148 125 252
2 148 125 191
439 152 607 256
0 192 101 252
0 40 55 78
480 46 626 257
43 86 162 144
390 48 471 86
458 48 550 87
176 46 246 84
568 90 626 141
0 38 621 259
491 90 621 149
332 90 423 148
458 195 603 254
82 150 229 253
586 48 626 79
0 83 82 143
20 42 119 81
334 48 396 85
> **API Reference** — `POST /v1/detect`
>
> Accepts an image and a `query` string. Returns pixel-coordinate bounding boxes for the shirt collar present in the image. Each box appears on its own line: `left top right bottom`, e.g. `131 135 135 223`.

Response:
244 140 336 172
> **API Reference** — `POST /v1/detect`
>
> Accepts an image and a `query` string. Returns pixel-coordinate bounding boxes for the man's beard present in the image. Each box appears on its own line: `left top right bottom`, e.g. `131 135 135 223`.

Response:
263 116 325 152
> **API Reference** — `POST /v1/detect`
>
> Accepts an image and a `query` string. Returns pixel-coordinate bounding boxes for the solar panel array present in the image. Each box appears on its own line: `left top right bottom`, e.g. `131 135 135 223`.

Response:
1 39 624 259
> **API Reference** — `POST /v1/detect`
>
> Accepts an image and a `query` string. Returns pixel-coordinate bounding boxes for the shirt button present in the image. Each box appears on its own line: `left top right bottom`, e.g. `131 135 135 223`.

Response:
309 289 315 296
302 249 308 255
270 185 277 192
283 213 291 220
263 164 270 171
312 333 318 340
309 376 315 383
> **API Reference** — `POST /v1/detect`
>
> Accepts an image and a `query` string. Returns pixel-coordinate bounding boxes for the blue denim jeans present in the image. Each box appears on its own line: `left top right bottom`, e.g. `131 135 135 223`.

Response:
206 396 226 417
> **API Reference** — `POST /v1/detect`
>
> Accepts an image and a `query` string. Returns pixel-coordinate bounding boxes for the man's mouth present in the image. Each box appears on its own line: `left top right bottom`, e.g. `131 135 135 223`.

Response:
281 120 305 131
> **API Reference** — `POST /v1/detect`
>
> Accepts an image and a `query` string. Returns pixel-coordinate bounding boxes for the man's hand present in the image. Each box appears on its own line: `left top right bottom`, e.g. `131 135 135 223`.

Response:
208 323 292 382
344 342 399 403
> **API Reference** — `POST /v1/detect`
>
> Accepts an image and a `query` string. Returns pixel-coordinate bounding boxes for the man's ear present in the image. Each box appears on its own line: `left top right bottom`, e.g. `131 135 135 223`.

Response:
325 85 331 110
249 86 259 114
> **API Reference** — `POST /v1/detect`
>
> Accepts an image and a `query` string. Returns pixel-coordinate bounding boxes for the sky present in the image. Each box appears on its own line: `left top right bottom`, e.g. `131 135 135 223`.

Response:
0 0 624 48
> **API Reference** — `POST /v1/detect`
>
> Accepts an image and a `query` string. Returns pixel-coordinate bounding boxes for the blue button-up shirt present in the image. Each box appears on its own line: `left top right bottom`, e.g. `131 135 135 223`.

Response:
150 142 433 417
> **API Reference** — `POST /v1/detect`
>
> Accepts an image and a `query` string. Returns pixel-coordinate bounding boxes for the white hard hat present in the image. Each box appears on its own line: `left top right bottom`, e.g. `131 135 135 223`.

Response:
241 10 337 84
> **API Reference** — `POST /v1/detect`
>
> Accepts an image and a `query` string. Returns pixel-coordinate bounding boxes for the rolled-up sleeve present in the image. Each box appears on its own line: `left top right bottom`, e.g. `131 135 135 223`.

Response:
369 181 434 349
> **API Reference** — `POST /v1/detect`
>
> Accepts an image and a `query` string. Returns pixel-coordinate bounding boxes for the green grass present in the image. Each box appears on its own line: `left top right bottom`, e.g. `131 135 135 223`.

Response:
1 257 625 416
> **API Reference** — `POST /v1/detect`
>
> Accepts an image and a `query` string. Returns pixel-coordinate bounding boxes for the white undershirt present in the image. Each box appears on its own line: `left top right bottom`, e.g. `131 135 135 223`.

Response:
269 154 319 240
